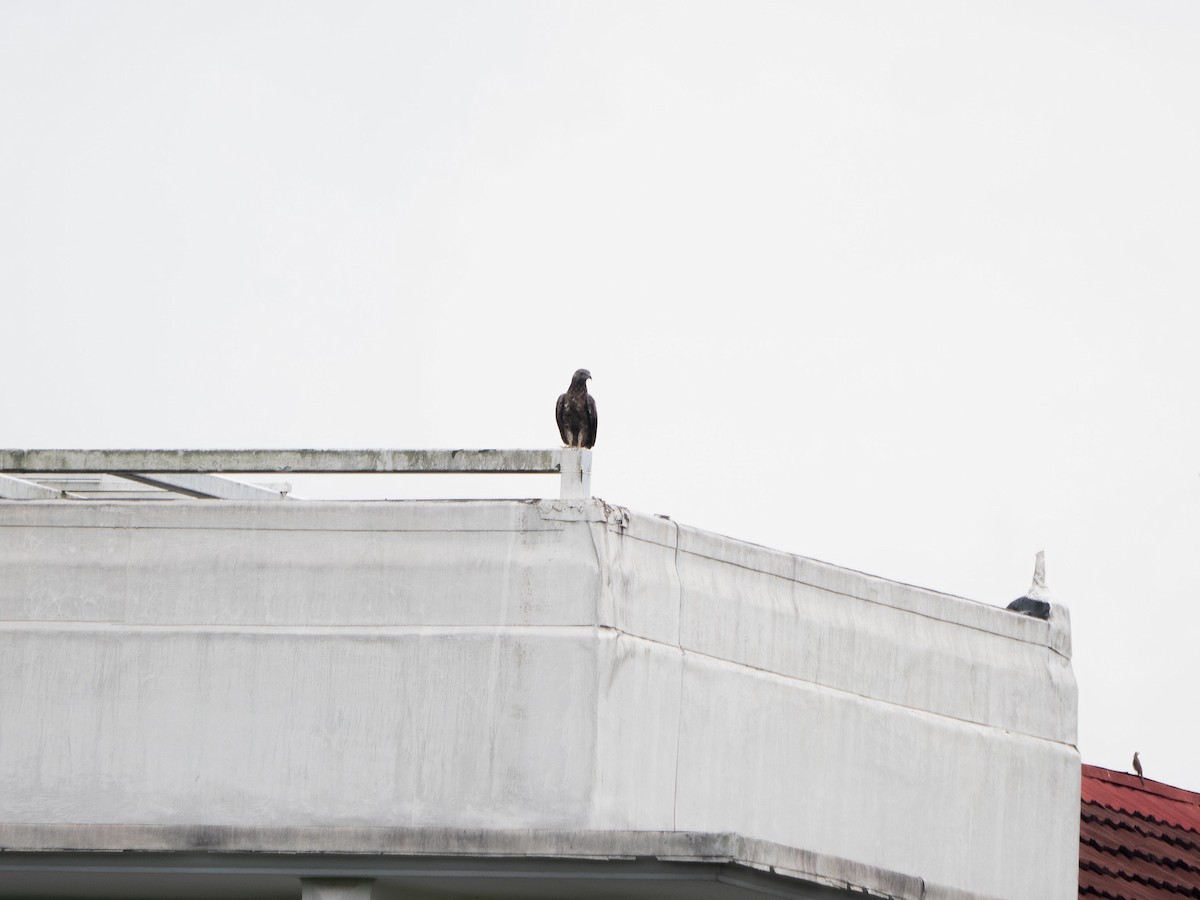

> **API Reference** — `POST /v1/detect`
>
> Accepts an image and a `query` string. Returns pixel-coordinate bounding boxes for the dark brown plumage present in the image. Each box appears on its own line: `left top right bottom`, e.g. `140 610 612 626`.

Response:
556 368 597 449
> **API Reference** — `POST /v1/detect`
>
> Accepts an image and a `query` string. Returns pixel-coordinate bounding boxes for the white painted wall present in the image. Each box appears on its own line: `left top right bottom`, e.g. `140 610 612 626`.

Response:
0 498 1079 898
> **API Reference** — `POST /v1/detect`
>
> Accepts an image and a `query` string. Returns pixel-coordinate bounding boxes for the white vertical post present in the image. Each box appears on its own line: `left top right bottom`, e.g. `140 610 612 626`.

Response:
559 448 592 499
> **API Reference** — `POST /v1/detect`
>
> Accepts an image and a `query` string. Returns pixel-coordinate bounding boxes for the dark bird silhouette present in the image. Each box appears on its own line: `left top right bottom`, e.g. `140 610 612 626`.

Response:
1133 751 1144 785
556 368 597 449
1006 551 1052 620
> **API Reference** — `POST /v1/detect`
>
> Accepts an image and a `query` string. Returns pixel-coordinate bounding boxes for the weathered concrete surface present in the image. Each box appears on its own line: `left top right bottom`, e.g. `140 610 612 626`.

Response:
0 473 62 500
0 498 1079 899
118 472 291 500
0 448 572 474
0 830 972 899
0 448 591 499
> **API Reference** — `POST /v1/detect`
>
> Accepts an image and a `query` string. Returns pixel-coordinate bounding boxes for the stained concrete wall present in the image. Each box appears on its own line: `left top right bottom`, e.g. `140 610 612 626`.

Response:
0 498 1079 899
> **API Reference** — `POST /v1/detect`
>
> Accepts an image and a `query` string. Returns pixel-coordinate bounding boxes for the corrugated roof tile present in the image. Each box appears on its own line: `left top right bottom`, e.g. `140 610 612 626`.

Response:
1081 764 1200 898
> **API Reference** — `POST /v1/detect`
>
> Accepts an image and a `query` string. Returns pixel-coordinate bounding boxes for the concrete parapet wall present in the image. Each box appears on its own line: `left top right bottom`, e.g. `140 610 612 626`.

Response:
0 498 1079 899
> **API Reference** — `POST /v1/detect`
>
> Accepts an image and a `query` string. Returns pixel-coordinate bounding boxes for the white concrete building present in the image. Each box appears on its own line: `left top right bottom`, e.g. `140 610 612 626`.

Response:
0 451 1080 899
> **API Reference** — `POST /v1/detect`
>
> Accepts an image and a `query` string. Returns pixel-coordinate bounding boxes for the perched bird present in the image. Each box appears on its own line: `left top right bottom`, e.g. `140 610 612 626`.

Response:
1006 551 1052 620
556 368 598 449
1133 752 1144 785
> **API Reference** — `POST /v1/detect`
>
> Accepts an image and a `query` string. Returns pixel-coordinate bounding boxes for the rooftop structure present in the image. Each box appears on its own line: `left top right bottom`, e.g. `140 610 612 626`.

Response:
0 448 593 500
1079 764 1200 897
0 449 1081 899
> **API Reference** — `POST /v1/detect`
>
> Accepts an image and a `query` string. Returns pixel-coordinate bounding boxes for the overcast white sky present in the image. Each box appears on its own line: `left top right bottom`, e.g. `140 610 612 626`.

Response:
2 1 1197 790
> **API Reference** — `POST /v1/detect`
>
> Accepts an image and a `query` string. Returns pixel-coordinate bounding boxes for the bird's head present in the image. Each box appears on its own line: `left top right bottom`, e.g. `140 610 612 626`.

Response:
572 368 592 385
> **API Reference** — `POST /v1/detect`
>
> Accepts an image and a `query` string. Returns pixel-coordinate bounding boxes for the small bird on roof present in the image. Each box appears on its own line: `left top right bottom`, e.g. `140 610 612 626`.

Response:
1133 751 1144 785
556 368 598 449
1006 551 1052 620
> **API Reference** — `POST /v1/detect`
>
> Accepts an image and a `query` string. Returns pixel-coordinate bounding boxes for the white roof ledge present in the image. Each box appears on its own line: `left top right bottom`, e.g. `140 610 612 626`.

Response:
0 824 982 899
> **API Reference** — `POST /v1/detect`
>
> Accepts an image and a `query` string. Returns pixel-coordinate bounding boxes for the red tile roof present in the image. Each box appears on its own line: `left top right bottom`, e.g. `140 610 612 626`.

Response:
1080 763 1200 898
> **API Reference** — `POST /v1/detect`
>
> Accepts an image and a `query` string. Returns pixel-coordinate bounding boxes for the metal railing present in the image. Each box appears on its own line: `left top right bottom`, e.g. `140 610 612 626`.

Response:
0 449 592 501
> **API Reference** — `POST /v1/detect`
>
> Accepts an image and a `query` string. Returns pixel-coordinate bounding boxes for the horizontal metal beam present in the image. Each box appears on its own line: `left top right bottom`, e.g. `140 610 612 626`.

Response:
0 449 570 475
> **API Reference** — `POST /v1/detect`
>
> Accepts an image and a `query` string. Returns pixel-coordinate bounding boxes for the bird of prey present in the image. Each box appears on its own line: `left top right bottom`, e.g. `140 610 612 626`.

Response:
1133 752 1144 785
1006 551 1052 620
556 368 598 449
